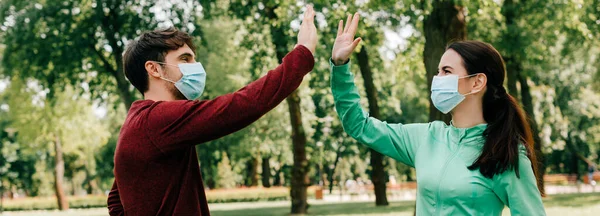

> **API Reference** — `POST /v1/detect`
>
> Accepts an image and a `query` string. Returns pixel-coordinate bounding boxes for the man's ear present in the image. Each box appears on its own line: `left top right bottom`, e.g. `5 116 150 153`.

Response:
145 61 161 79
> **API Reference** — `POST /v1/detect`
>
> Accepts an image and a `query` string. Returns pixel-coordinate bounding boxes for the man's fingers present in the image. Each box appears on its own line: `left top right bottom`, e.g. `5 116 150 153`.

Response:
303 5 312 21
302 6 315 27
303 7 309 20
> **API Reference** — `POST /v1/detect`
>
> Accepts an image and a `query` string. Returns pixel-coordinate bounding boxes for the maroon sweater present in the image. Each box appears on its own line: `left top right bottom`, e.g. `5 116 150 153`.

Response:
107 46 314 216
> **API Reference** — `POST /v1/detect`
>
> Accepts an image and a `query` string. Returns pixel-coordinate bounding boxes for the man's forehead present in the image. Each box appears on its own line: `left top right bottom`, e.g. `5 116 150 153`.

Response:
168 44 196 58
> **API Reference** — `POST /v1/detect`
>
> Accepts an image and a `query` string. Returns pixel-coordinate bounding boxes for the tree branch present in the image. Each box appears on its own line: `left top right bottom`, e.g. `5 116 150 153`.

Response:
89 43 117 77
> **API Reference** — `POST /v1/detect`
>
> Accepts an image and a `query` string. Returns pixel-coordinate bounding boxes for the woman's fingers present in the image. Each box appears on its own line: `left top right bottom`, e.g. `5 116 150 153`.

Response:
344 14 352 33
348 13 360 37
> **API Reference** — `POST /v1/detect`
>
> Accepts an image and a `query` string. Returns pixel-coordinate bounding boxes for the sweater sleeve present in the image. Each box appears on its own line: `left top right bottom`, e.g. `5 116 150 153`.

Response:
107 180 124 216
493 148 546 216
146 45 314 154
330 59 427 167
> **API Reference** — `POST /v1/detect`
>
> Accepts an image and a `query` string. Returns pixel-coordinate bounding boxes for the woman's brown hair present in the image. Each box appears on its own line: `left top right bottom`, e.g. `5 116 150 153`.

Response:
447 40 542 194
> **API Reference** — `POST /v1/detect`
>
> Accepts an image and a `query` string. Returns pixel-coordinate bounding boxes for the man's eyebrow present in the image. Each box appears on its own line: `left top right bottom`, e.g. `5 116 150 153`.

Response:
178 52 195 59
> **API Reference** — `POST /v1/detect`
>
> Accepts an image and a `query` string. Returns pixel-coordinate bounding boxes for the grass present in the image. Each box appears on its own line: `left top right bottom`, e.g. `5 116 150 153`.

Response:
208 192 600 216
0 187 316 211
210 200 416 216
2 192 599 216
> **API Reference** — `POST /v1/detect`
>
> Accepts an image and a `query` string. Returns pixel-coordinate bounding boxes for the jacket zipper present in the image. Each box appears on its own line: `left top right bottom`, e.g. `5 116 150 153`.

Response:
434 131 466 214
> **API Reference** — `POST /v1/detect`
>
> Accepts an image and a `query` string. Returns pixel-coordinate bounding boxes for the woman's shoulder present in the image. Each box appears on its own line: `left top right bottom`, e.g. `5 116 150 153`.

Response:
397 121 446 141
420 120 449 134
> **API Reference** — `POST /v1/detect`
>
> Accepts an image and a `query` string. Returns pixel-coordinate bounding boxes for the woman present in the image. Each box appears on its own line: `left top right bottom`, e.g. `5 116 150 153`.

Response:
330 13 545 215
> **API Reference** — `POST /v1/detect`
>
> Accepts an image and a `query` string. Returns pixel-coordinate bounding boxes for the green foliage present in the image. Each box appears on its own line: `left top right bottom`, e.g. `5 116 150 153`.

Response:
0 77 113 196
0 0 205 106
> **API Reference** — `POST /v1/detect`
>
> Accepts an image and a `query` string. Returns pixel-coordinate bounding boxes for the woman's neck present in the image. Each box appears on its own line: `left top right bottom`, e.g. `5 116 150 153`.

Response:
451 98 486 128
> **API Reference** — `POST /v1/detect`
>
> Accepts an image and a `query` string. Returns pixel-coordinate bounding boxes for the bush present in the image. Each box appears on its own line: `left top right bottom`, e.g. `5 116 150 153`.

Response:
206 186 316 203
1 187 317 211
2 195 107 211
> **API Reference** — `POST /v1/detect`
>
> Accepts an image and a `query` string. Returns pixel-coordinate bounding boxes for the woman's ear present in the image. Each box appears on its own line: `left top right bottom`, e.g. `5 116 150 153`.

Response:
145 61 161 79
473 73 488 92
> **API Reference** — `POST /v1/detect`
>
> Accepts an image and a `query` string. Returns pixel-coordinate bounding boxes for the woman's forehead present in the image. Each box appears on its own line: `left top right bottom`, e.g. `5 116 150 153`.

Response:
438 49 463 69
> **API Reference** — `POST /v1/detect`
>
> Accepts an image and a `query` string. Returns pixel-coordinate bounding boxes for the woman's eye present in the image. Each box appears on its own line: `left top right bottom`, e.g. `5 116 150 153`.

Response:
444 70 451 74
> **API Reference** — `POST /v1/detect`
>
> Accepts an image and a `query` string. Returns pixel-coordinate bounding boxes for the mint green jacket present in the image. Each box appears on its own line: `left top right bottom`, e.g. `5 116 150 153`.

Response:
330 61 545 216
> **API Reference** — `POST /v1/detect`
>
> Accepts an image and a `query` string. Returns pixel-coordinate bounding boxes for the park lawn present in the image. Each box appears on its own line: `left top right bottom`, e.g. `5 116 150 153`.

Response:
2 192 599 216
210 192 600 216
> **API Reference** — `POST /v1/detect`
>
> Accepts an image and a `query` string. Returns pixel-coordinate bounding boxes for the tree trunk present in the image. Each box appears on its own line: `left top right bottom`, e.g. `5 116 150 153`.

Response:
502 0 545 196
72 180 77 196
54 134 69 210
273 167 282 186
8 183 14 199
261 157 271 188
502 0 520 99
287 93 309 214
405 167 414 182
423 0 467 123
505 57 520 97
356 46 388 206
273 155 284 187
87 179 98 195
517 74 546 195
113 68 135 110
251 157 259 186
328 145 343 194
275 88 311 212
266 9 309 212
572 152 580 180
1 181 4 213
245 157 260 187
565 132 591 165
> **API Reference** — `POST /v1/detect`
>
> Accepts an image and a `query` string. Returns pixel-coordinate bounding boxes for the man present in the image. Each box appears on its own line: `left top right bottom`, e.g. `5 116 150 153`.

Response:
107 6 317 216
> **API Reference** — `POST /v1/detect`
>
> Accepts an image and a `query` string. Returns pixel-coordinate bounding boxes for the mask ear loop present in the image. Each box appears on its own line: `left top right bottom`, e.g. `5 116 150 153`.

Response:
461 73 484 96
153 61 178 83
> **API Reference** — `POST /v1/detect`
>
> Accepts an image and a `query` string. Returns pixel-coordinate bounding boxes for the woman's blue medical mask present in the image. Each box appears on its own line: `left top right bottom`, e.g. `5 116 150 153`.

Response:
155 62 207 100
430 74 480 114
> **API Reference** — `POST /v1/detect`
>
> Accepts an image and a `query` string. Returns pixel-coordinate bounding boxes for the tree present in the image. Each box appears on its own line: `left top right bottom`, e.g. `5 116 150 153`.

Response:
2 78 110 210
216 152 237 189
0 0 203 110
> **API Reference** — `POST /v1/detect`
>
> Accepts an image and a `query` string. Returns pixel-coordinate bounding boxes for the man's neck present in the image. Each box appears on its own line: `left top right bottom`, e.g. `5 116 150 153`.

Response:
144 87 177 101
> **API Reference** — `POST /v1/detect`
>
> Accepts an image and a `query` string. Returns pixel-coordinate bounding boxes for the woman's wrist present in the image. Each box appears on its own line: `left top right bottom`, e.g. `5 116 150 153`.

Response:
332 58 349 66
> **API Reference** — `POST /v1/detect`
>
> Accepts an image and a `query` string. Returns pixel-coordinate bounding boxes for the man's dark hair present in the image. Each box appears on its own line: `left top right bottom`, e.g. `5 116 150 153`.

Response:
123 27 196 94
